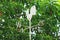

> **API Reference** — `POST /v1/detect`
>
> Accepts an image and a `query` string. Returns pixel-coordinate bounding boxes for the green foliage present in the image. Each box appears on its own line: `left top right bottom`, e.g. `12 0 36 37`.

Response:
0 0 60 40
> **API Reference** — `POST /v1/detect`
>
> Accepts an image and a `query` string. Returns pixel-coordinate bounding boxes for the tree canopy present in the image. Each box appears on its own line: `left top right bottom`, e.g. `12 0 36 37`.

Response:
0 0 60 40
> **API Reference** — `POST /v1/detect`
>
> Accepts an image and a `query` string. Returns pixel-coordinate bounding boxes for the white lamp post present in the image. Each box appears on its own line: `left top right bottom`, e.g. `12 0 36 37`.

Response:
26 5 36 40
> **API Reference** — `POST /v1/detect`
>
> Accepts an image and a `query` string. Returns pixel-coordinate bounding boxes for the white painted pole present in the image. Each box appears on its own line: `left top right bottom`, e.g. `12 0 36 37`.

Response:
29 20 31 40
26 5 36 40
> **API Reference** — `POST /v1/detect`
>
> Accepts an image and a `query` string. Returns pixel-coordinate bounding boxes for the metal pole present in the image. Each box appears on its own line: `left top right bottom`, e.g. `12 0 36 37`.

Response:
29 20 31 40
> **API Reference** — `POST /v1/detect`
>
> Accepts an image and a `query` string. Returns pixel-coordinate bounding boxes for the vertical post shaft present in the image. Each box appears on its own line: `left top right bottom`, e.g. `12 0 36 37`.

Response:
29 20 31 40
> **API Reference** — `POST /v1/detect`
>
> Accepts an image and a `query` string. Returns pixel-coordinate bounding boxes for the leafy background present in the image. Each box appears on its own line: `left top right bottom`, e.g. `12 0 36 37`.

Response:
0 0 60 40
